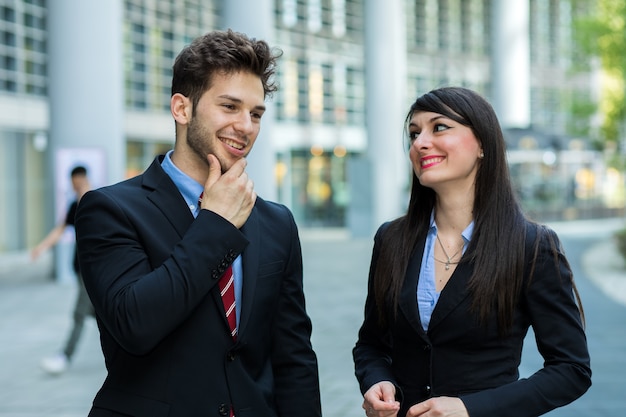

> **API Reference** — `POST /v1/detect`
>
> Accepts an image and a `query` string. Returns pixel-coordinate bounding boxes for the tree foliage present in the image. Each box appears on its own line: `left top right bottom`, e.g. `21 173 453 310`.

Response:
571 0 626 145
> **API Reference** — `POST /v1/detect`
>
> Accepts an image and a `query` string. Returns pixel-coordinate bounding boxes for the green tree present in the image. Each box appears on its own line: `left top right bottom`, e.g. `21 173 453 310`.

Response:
572 0 626 150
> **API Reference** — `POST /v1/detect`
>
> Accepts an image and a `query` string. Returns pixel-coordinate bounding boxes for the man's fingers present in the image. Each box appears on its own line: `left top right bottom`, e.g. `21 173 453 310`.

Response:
204 154 222 190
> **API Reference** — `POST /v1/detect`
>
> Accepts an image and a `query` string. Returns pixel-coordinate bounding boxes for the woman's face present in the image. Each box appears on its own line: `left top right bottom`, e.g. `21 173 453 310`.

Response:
408 111 483 193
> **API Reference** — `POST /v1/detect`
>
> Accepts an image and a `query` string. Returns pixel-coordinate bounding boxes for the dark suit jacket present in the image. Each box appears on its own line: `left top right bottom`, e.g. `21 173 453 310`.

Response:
353 222 591 417
75 156 321 417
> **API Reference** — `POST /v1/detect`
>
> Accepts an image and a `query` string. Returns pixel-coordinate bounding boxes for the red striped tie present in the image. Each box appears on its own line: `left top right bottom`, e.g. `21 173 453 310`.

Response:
219 266 237 416
199 193 237 340
219 264 237 340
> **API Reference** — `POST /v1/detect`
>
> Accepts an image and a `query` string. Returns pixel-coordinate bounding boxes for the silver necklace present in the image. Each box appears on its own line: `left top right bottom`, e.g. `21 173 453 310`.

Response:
435 233 462 270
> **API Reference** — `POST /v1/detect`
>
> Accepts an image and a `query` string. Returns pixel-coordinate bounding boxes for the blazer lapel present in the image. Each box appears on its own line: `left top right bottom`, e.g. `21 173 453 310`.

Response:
398 237 429 340
142 156 194 238
236 205 260 339
427 261 472 332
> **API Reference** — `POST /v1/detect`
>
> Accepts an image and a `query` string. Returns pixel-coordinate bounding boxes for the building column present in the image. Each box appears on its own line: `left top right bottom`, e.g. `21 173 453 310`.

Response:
491 0 531 128
358 0 408 235
221 0 277 202
48 1 125 282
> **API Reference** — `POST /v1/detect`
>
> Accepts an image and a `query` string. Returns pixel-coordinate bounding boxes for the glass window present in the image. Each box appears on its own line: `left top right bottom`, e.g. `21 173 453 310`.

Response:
126 140 172 178
0 0 46 96
5 79 16 92
437 0 448 50
2 31 15 46
332 62 347 123
414 0 426 48
332 0 346 37
123 0 218 112
297 58 309 122
346 66 364 125
0 131 46 251
281 59 299 120
309 63 324 122
288 148 349 227
24 13 43 28
344 0 363 40
282 0 298 27
482 0 491 55
460 0 470 53
1 6 16 22
308 0 322 33
2 55 16 70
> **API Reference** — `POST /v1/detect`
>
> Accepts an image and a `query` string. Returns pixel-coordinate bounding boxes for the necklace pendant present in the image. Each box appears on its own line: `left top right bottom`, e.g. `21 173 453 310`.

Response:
445 262 450 270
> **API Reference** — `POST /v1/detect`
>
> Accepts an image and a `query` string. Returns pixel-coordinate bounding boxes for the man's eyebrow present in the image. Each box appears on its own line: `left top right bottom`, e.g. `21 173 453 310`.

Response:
218 94 266 112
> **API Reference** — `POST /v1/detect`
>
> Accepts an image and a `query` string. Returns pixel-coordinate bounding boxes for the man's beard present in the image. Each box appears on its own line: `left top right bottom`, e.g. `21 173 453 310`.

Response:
186 117 218 171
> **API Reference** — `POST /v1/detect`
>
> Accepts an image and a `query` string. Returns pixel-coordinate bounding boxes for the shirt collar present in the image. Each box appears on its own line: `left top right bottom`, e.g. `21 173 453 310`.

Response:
429 209 475 243
161 150 204 214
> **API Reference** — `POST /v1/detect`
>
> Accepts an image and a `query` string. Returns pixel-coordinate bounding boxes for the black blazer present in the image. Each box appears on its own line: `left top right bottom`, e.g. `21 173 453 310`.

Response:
353 222 591 417
76 156 321 417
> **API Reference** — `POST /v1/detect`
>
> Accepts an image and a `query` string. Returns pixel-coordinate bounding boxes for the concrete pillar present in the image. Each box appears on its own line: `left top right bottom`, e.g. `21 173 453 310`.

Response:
48 1 125 282
361 0 408 235
491 0 531 128
220 0 277 201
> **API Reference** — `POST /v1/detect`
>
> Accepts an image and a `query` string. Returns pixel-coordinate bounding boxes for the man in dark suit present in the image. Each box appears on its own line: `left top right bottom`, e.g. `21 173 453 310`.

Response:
75 29 321 417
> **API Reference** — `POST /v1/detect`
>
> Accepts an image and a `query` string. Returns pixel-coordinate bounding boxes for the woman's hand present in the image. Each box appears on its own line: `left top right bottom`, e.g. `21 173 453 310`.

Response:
362 381 401 417
406 397 469 417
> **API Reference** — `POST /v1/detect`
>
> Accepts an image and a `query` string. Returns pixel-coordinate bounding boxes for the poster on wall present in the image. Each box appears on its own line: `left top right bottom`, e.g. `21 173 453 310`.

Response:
53 147 107 283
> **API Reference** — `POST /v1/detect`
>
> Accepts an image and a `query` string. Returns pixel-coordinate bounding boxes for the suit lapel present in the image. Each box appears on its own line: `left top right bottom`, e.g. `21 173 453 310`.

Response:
399 237 474 336
142 156 194 238
428 261 472 332
399 237 429 339
236 205 260 339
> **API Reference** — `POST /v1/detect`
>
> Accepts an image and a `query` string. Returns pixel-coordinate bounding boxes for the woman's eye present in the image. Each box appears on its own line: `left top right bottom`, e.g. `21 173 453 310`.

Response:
434 123 450 132
409 131 420 141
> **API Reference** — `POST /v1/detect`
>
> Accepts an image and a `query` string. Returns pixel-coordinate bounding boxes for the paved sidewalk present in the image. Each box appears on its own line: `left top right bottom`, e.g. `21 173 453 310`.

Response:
550 217 626 307
0 228 372 417
0 219 624 417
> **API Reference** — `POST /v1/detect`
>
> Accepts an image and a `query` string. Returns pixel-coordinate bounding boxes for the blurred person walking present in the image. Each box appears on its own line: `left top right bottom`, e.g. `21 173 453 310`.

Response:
75 29 321 417
353 87 591 417
32 165 95 375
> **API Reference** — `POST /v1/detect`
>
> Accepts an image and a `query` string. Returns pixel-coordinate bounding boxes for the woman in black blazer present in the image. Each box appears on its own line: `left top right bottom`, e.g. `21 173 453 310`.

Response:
353 87 591 417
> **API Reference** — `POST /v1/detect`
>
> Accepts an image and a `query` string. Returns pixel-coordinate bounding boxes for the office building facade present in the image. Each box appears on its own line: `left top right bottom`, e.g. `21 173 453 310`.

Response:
0 0 596 259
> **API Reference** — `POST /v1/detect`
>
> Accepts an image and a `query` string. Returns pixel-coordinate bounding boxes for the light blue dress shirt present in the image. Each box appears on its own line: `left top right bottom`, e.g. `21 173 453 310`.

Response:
417 212 474 331
161 150 243 325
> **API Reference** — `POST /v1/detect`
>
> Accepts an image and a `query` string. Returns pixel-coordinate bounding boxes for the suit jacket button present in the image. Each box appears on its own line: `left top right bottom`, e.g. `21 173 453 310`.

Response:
424 385 431 395
218 403 229 416
227 352 236 361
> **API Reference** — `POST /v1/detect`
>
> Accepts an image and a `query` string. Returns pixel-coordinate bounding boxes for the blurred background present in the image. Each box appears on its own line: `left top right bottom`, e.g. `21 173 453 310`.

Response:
0 0 624 279
1 2 626 416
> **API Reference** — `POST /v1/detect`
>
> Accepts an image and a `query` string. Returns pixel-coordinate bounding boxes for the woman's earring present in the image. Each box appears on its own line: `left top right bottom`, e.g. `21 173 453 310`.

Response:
480 152 484 158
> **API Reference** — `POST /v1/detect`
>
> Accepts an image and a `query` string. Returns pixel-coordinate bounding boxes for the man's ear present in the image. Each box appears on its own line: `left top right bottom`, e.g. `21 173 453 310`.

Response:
171 93 192 125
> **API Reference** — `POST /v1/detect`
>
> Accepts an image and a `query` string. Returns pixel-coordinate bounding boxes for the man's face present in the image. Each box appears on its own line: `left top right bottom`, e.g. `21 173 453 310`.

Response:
186 71 266 173
71 175 88 194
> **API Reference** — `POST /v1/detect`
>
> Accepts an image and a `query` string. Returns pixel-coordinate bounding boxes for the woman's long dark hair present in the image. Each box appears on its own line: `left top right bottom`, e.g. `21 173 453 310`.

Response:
373 87 583 334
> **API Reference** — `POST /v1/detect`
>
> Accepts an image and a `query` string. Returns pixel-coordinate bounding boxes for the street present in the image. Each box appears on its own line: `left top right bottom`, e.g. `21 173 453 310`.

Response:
0 220 624 416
